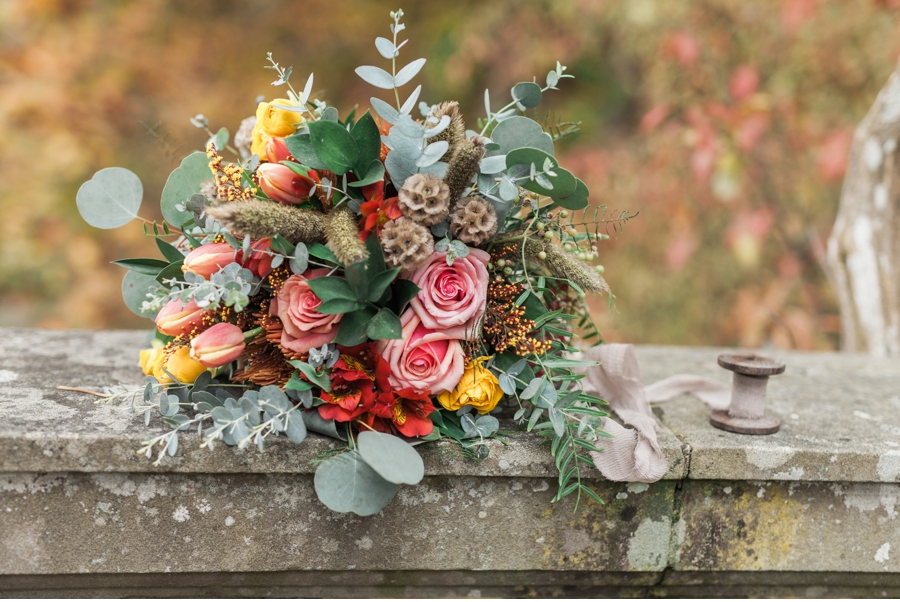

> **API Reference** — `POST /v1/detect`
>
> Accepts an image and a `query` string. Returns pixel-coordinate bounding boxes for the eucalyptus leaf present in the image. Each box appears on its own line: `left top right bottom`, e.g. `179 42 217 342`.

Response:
479 154 508 175
415 140 449 167
548 407 566 438
375 37 397 59
302 411 348 440
122 271 159 318
289 243 309 274
76 167 143 229
511 82 542 109
400 85 422 115
355 65 395 90
491 116 554 156
393 58 426 87
160 152 210 228
370 97 399 125
314 450 398 515
384 151 416 188
357 431 425 485
283 411 307 444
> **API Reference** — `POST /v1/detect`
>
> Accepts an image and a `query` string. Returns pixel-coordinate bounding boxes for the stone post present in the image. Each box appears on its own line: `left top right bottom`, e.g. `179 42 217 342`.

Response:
827 59 900 356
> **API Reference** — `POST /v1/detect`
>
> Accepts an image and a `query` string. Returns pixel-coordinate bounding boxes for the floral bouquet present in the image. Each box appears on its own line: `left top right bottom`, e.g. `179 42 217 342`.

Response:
77 9 629 516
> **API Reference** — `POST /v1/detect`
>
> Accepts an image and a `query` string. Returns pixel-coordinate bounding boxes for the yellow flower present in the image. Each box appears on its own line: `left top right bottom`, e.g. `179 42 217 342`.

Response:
250 98 303 157
139 344 166 379
139 344 206 384
437 356 503 414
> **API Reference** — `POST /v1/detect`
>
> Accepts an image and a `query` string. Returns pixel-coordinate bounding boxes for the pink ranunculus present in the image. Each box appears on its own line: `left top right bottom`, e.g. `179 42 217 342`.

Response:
155 299 207 336
189 322 245 368
270 268 342 354
407 248 490 339
376 309 466 394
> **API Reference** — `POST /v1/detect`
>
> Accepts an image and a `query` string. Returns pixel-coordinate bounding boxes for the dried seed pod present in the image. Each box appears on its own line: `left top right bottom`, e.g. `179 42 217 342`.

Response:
199 179 220 204
234 115 257 159
449 196 498 246
380 216 435 271
398 173 451 226
523 238 609 294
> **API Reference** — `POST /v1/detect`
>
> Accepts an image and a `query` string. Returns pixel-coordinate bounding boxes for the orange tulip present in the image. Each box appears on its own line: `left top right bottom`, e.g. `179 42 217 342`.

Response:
155 299 207 336
181 243 236 278
189 322 246 368
257 163 319 205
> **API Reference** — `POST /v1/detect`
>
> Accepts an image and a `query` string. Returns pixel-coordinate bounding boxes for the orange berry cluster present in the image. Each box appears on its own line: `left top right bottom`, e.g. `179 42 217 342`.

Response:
482 277 552 356
267 265 292 295
206 142 253 201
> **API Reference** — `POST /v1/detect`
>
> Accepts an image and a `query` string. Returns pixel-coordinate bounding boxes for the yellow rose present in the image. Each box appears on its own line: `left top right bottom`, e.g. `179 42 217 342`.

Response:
139 345 166 379
139 345 206 384
250 98 303 157
437 356 503 414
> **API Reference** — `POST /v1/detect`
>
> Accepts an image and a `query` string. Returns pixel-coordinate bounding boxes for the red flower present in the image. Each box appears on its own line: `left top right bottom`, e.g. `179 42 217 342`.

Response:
318 343 436 437
358 181 401 240
240 238 274 278
365 388 436 438
317 344 391 423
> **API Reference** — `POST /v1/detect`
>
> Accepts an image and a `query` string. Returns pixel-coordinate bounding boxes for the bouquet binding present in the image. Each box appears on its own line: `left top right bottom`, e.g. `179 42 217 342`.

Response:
76 8 635 516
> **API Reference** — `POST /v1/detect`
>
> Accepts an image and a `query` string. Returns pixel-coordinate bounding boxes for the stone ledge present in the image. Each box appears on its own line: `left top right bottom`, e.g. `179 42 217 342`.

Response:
3 328 900 592
0 328 685 479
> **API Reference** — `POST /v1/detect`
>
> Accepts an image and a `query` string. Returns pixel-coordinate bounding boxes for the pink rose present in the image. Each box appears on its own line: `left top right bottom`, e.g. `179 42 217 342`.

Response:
270 268 342 354
407 248 490 338
376 309 466 394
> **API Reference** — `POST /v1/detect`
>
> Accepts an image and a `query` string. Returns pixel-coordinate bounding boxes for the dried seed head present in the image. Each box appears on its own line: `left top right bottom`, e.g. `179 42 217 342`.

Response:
427 101 466 162
380 216 435 271
206 200 326 245
326 206 368 265
234 115 257 159
199 179 220 204
443 138 486 205
398 173 451 226
449 196 498 246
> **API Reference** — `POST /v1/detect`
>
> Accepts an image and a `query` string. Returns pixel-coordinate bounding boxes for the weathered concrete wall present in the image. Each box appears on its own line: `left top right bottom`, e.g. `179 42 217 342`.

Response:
2 328 900 597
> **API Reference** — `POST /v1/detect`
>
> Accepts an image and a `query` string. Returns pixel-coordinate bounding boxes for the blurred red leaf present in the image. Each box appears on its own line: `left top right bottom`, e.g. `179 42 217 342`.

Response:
729 65 761 102
665 32 700 67
666 233 699 271
780 0 818 35
640 104 669 132
817 129 853 181
735 114 769 151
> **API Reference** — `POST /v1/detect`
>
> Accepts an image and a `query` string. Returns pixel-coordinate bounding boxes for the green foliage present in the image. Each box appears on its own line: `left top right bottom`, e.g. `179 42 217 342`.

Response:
314 450 399 515
121 271 160 318
357 430 425 485
76 167 143 229
307 119 359 175
160 152 209 227
111 258 170 276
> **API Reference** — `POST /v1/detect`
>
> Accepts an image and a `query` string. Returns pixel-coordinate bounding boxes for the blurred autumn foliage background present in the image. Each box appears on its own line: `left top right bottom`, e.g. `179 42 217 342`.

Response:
2 0 899 350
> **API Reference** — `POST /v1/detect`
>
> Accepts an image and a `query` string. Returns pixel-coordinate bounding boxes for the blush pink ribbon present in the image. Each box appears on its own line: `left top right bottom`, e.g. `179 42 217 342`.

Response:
571 344 732 482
